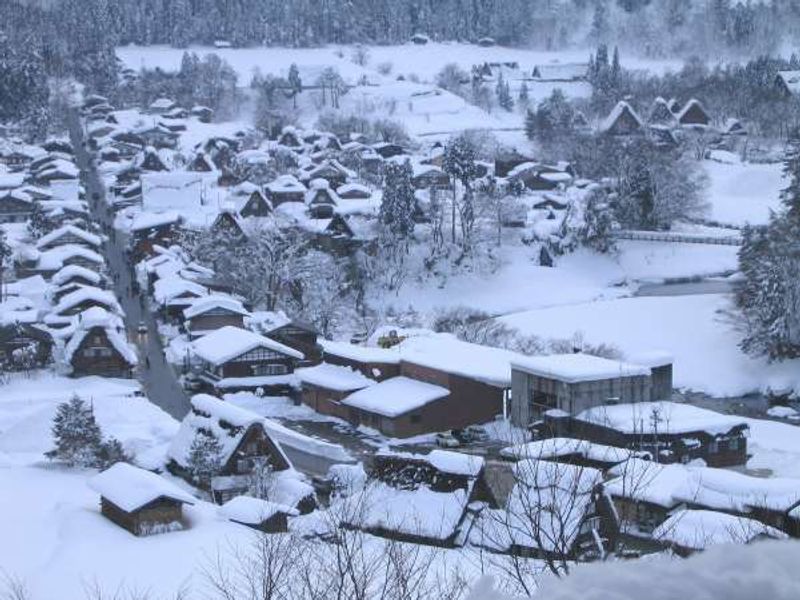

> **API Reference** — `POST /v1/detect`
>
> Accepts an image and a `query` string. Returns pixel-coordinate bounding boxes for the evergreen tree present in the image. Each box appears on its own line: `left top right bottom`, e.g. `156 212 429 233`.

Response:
525 89 575 142
495 73 514 111
580 187 617 253
186 431 223 487
443 135 480 249
288 63 303 108
518 80 530 109
96 437 131 470
0 230 11 303
27 204 54 239
379 159 416 241
45 395 103 467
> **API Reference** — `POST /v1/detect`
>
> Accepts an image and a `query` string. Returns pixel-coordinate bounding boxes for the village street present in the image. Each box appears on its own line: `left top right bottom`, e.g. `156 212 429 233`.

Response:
69 111 192 421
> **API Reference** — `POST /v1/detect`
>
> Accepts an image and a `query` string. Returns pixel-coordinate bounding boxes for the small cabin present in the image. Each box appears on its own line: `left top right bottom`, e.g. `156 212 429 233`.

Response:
183 295 251 338
219 496 298 533
600 101 644 136
305 182 339 219
90 463 195 536
265 175 306 205
677 99 711 127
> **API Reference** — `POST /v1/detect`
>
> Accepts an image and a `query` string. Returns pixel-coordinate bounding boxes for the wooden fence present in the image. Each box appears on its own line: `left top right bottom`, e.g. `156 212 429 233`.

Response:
613 230 743 246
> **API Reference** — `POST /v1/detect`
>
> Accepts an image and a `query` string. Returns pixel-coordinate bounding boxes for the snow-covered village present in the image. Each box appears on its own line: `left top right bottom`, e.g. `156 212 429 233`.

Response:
2 1 800 599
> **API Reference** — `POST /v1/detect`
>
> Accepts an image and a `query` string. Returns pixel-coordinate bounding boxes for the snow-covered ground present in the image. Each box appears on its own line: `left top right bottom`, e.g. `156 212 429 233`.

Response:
704 159 785 226
498 294 800 398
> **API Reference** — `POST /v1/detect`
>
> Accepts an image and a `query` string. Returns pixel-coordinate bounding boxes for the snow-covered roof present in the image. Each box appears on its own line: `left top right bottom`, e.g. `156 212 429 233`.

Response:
183 295 250 320
36 225 101 249
130 210 182 232
777 70 800 94
477 459 602 553
52 285 122 316
149 97 177 111
512 353 651 383
320 339 402 364
397 333 526 387
626 350 673 368
36 244 104 271
336 183 372 198
652 509 786 550
676 98 708 123
0 173 26 190
266 175 305 194
63 307 138 366
600 101 643 133
295 363 376 392
89 463 195 512
606 458 800 514
500 438 635 465
168 393 291 469
376 448 484 477
192 325 303 365
577 401 748 436
153 276 208 304
341 376 449 417
219 496 298 525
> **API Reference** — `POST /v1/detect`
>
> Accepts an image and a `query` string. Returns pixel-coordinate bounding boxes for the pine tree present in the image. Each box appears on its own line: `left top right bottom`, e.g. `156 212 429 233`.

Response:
27 204 54 239
96 437 130 470
46 395 104 467
288 63 303 108
580 187 617 253
518 80 529 109
380 159 416 241
495 73 514 111
0 230 11 303
186 431 223 487
443 135 480 249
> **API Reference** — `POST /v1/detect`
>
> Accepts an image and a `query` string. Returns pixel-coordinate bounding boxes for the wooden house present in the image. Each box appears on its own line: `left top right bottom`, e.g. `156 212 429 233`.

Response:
191 326 304 393
371 142 407 159
471 460 613 561
677 99 711 127
210 210 246 238
540 401 750 468
219 496 298 533
305 181 339 218
412 165 450 190
339 449 496 548
20 244 105 278
600 101 644 136
297 363 376 419
64 307 138 378
336 183 372 200
264 320 321 366
495 150 536 178
167 394 314 508
36 225 101 252
153 276 209 320
606 459 800 540
148 97 177 115
183 295 251 338
90 463 195 536
775 70 800 97
0 323 53 369
265 175 306 205
648 97 677 126
302 160 353 189
51 264 104 290
191 105 214 123
321 340 402 381
277 127 302 148
51 286 122 319
0 189 34 223
130 211 183 259
136 147 169 172
188 152 215 172
239 189 273 218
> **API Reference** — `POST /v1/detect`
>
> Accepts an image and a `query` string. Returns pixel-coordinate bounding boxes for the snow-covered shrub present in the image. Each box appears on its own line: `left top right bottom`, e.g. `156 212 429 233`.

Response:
186 430 223 487
376 61 393 75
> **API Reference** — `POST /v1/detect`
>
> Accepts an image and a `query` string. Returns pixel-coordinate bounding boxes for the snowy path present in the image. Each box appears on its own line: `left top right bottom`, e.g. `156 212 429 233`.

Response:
69 111 191 421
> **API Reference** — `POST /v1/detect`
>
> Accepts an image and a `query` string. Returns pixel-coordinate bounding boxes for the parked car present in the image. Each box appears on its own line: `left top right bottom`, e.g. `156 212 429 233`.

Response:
458 425 489 443
435 431 461 448
137 321 147 334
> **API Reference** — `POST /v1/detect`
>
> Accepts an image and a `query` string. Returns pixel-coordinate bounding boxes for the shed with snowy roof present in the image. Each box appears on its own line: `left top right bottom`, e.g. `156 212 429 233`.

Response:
676 99 711 127
90 462 195 536
219 496 298 533
183 295 251 337
600 101 644 136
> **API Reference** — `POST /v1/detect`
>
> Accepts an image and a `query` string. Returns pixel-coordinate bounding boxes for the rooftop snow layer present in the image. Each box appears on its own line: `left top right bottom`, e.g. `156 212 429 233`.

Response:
89 462 195 512
341 376 449 417
512 353 651 383
652 509 786 550
576 401 748 436
295 363 375 392
192 326 303 365
219 496 298 525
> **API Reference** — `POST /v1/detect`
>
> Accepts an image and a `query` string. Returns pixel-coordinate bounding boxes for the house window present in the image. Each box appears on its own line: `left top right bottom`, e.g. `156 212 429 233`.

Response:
237 458 252 473
708 440 719 454
729 437 740 451
252 363 288 376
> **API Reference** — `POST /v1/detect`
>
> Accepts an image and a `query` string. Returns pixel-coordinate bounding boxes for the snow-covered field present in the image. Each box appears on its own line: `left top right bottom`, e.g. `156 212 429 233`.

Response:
498 294 800 398
704 159 785 226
